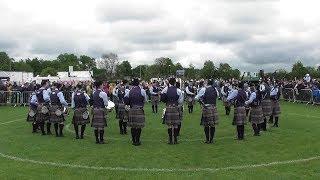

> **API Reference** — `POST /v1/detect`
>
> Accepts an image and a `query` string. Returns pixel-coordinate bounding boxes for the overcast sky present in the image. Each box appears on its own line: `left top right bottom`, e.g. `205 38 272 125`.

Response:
1 0 320 71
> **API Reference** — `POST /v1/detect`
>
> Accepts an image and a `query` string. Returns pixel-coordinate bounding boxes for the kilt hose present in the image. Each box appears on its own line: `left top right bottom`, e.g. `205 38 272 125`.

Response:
49 105 65 124
201 105 219 127
128 107 145 128
72 108 90 125
271 99 281 117
261 99 272 117
233 106 247 126
151 95 160 106
92 108 107 129
249 106 264 125
117 103 126 121
164 106 181 128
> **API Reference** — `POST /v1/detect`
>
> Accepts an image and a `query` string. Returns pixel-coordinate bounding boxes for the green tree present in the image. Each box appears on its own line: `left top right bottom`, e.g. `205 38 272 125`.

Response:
57 53 80 71
26 58 43 75
201 60 216 79
40 67 58 76
0 52 13 71
79 55 96 70
154 57 175 77
12 61 33 72
291 61 307 79
116 60 132 78
217 63 233 80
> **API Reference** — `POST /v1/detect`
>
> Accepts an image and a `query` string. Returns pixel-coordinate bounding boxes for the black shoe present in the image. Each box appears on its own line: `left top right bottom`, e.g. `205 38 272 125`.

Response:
80 135 84 139
76 135 80 139
99 141 105 144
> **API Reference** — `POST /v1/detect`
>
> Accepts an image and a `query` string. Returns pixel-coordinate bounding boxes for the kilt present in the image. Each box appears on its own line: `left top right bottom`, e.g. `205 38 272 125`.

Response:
271 100 281 117
187 96 195 106
117 103 126 121
49 105 65 123
36 104 49 123
164 106 181 127
249 106 264 125
233 106 246 125
127 107 145 128
151 95 160 106
72 108 90 125
178 105 183 121
261 99 272 117
26 108 36 122
222 96 231 107
91 108 107 128
201 105 219 127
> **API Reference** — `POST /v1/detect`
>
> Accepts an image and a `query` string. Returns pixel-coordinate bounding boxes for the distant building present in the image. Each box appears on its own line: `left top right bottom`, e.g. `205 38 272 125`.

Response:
0 71 34 83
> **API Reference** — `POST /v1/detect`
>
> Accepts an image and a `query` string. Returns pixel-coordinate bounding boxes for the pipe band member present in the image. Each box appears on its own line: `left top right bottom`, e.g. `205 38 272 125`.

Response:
227 82 247 140
124 78 147 146
221 82 231 115
116 82 128 135
49 83 68 137
270 82 281 127
150 81 160 113
161 78 184 145
185 82 196 113
260 79 272 130
27 92 38 133
71 84 91 139
195 79 219 144
245 83 264 136
92 81 109 144
33 80 51 135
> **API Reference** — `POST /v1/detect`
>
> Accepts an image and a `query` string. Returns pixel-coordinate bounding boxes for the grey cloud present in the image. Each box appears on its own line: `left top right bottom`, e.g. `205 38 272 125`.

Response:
96 1 162 22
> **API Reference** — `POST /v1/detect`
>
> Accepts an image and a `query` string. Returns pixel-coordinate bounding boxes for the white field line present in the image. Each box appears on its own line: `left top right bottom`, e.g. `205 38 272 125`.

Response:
0 151 319 173
0 111 319 173
0 118 25 125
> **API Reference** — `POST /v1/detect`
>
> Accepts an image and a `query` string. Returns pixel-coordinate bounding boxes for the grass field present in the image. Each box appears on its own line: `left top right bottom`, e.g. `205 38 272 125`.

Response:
0 101 319 179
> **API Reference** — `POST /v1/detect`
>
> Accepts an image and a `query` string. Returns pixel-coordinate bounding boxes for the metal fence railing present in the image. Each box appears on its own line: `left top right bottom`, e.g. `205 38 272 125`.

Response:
294 88 313 104
282 88 295 102
0 91 22 106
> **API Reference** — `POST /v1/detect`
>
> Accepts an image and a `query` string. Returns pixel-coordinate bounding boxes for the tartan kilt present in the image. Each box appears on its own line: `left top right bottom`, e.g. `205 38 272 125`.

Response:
271 100 281 117
72 108 90 125
164 106 181 126
117 103 126 120
249 106 264 125
26 108 36 122
35 104 49 123
261 99 272 117
187 96 195 106
201 105 219 126
222 96 231 107
178 105 183 121
128 107 145 128
151 95 160 105
91 108 107 128
49 105 65 123
233 106 247 125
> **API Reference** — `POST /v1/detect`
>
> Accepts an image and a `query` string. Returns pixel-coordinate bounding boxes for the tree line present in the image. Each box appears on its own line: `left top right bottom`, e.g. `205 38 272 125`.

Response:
0 51 319 81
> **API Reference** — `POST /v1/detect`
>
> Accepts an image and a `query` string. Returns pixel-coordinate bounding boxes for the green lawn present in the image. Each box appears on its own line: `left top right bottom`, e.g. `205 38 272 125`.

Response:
0 101 319 179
